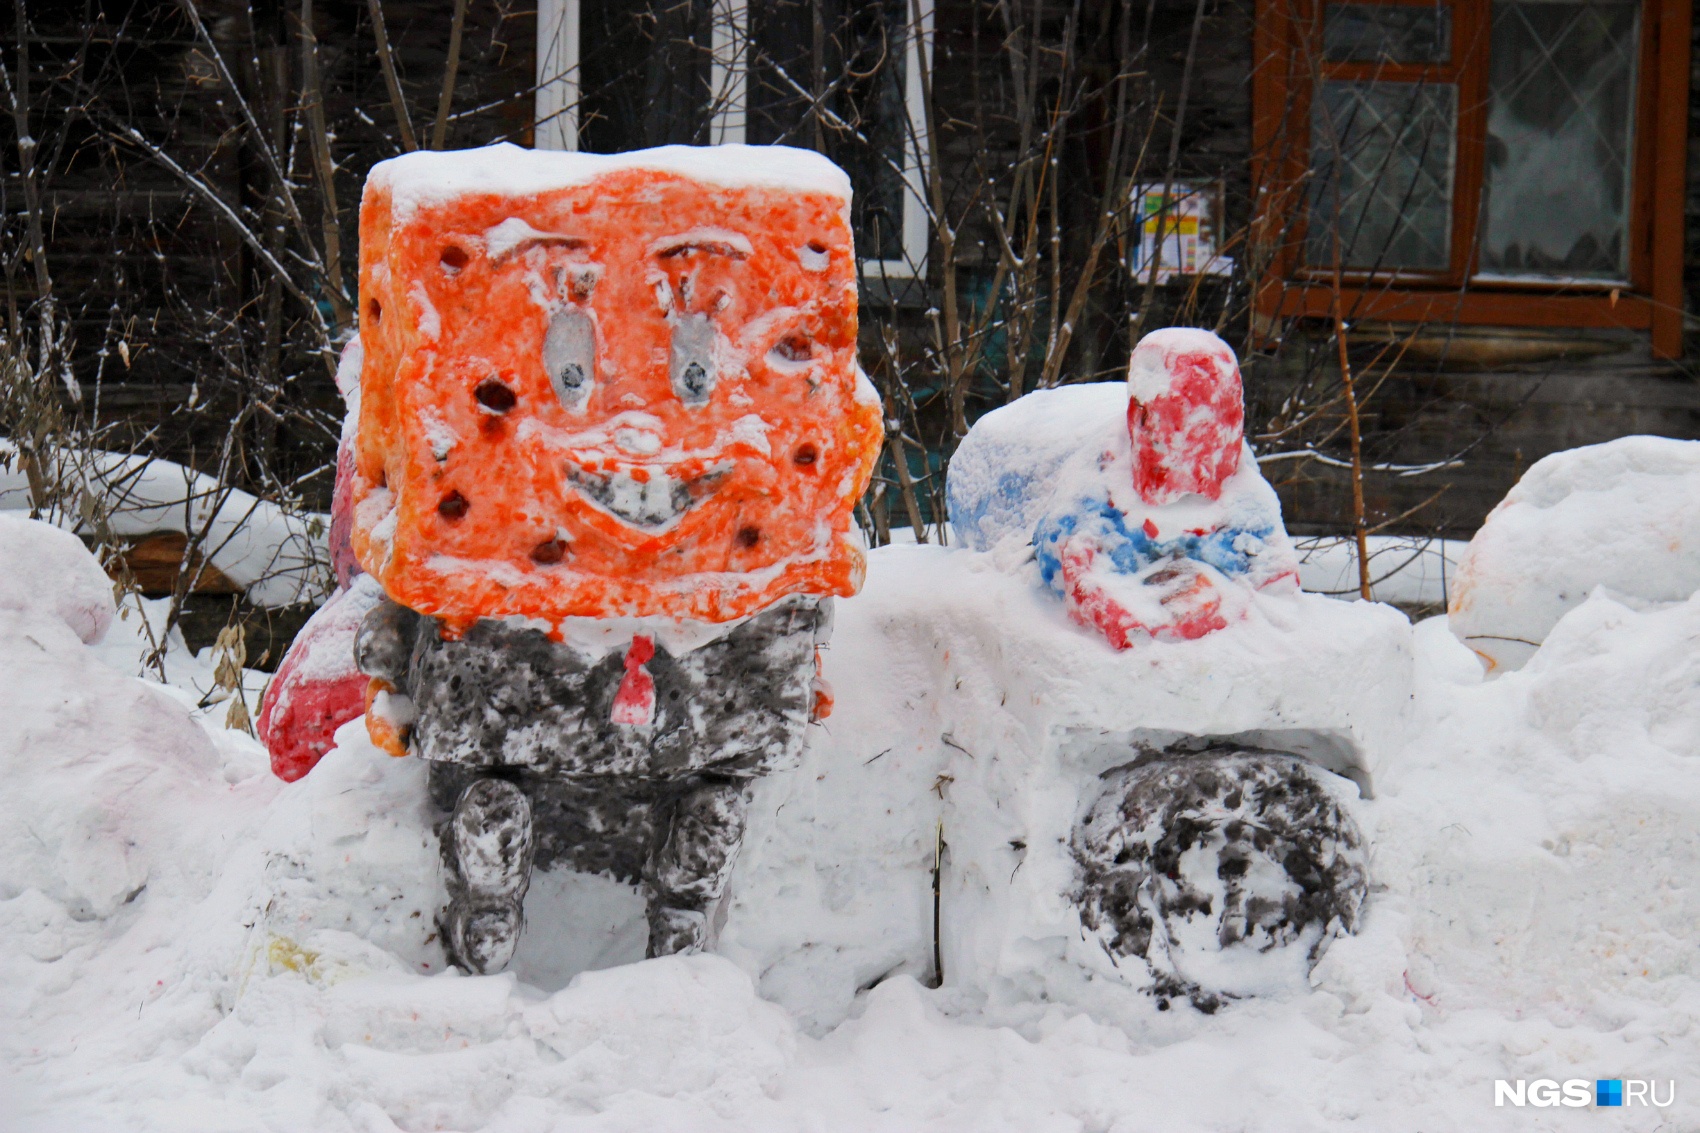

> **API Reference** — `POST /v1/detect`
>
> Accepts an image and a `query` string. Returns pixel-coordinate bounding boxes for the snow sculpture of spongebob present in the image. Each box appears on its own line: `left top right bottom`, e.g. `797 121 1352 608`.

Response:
348 143 881 973
947 328 1367 1011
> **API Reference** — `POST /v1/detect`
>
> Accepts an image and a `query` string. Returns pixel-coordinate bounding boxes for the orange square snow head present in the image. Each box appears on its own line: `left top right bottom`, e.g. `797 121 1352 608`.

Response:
353 144 883 626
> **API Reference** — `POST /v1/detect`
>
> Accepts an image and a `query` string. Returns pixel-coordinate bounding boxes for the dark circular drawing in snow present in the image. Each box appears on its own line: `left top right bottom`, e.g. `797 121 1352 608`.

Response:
1073 748 1367 1013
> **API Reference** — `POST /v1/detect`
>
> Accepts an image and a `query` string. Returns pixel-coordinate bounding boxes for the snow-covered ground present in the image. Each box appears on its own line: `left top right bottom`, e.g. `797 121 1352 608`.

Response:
3 522 1697 1130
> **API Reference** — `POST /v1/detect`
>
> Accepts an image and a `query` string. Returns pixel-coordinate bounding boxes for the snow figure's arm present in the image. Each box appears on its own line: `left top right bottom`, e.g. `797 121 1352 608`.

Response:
1035 501 1227 649
1234 529 1301 593
1061 548 1228 649
1200 469 1301 594
354 597 421 757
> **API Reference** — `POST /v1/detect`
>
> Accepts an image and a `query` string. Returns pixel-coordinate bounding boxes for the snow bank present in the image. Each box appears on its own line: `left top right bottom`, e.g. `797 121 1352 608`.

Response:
0 441 330 608
1448 435 1700 672
5 521 1700 1130
0 514 116 644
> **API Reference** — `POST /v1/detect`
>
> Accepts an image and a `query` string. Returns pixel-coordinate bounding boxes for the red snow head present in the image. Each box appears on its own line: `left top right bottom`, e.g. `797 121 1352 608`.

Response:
1125 328 1244 505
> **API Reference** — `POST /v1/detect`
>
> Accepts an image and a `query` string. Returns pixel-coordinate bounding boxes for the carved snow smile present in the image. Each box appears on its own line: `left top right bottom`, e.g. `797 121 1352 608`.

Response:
565 461 731 529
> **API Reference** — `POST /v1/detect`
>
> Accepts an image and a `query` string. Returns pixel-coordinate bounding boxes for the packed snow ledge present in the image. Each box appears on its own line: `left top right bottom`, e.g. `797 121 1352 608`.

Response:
3 525 1698 1131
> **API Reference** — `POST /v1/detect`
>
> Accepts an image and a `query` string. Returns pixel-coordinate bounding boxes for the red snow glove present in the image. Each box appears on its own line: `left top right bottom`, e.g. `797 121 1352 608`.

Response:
258 580 384 780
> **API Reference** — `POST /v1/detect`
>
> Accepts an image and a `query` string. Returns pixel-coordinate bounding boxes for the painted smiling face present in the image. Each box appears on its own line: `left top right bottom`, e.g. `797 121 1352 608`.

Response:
352 145 883 627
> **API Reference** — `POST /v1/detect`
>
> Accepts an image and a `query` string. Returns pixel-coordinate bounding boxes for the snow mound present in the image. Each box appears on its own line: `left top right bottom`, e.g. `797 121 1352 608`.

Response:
0 513 115 643
1377 599 1700 1039
0 583 229 923
1448 435 1700 673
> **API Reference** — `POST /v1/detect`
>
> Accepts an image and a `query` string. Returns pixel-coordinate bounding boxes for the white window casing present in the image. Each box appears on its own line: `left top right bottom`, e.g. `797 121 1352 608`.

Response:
710 0 749 145
534 0 579 151
532 0 932 276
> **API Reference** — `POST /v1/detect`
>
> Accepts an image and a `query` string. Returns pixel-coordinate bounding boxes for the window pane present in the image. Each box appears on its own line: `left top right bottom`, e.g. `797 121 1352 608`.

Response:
1307 81 1456 270
579 0 713 153
1479 0 1639 280
1324 3 1452 63
750 0 912 263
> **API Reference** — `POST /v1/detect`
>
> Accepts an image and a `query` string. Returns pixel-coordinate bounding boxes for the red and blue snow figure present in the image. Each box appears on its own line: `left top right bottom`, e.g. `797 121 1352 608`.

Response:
949 328 1297 649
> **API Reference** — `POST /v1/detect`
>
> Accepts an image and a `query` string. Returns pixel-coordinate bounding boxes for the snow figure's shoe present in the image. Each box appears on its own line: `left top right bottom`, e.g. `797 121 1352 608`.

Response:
949 327 1298 651
442 777 534 973
1074 748 1367 1012
646 778 752 956
257 576 385 781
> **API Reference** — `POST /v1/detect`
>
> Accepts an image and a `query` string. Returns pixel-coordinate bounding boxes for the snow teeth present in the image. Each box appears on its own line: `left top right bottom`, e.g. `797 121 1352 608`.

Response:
567 467 696 528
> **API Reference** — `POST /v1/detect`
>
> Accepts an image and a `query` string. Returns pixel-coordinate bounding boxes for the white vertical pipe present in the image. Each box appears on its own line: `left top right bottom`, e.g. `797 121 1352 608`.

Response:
535 0 580 150
711 0 747 144
901 0 935 267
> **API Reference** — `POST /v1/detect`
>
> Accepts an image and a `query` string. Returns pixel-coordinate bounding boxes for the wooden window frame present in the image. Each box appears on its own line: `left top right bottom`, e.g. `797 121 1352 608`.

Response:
1251 0 1691 357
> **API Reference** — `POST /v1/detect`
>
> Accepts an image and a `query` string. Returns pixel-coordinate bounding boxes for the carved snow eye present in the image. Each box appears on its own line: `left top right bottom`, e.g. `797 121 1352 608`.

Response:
474 377 516 413
771 333 813 364
797 240 830 271
543 309 595 409
669 314 716 406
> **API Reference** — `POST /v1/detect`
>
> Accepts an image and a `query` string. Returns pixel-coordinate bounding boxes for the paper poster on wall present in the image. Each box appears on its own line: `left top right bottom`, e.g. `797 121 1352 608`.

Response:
1130 181 1232 282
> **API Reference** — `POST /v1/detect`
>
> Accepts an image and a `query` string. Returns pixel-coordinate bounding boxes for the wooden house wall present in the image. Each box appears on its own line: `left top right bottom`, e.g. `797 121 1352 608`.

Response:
7 0 1699 543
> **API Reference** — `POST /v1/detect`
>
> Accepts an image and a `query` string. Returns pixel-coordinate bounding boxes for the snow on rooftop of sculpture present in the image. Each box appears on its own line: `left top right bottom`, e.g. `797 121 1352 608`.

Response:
351 143 881 629
948 327 1298 649
367 142 853 221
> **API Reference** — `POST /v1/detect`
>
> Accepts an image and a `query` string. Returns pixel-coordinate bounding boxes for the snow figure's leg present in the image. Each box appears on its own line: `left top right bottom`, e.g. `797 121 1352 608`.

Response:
1073 750 1366 1011
442 776 536 974
645 777 753 957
